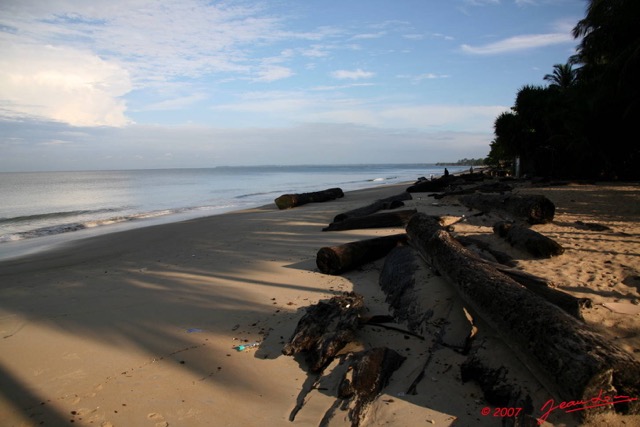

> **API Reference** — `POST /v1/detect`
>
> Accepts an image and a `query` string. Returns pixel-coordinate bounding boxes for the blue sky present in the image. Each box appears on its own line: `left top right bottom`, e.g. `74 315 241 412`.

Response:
0 0 585 171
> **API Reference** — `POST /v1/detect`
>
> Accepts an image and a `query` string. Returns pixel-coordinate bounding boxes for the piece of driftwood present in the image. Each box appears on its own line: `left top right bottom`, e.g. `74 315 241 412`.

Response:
316 233 408 275
494 221 565 258
432 181 513 199
274 187 344 210
406 213 640 418
282 292 364 372
338 347 406 427
456 235 517 267
323 209 416 232
406 176 457 193
459 194 555 224
333 192 412 223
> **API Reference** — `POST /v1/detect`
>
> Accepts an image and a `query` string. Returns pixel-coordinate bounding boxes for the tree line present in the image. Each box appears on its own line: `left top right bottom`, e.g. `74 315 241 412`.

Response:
486 0 640 180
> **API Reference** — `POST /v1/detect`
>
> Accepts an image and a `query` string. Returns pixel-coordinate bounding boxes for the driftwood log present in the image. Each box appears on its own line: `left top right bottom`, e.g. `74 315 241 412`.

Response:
333 192 411 223
406 176 456 193
282 292 364 372
316 233 408 275
274 187 344 210
338 347 406 427
323 209 416 232
432 181 513 199
459 194 555 224
494 221 565 258
406 213 640 418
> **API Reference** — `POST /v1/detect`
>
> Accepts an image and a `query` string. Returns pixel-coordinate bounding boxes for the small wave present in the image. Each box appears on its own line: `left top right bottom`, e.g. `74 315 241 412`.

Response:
235 190 281 199
0 204 244 244
0 208 123 225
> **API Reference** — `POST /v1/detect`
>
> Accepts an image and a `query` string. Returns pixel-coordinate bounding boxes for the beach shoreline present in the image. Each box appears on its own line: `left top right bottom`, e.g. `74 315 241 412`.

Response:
1 179 639 426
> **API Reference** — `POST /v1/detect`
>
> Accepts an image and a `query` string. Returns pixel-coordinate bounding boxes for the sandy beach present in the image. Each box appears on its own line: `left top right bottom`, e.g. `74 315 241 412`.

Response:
1 179 639 427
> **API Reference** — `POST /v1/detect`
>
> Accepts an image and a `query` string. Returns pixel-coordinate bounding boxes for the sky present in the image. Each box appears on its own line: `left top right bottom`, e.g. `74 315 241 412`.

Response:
0 0 586 172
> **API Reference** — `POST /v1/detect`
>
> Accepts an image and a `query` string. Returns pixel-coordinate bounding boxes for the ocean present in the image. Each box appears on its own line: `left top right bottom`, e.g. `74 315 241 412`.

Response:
0 164 467 260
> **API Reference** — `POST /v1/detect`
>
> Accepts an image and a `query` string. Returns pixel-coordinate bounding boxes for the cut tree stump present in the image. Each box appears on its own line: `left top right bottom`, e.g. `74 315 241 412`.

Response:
459 194 556 224
333 192 412 223
316 233 408 275
406 213 640 419
282 292 364 372
494 221 565 258
274 187 344 210
323 209 416 232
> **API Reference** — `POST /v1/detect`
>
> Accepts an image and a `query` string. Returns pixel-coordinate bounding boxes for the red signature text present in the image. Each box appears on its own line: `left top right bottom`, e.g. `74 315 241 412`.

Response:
537 389 638 424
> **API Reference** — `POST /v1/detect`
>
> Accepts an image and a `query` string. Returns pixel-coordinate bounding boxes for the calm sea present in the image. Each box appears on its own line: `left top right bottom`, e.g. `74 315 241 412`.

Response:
0 164 466 260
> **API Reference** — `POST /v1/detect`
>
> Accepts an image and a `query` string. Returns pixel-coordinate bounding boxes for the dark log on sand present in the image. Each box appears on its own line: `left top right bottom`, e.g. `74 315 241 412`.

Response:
406 213 640 419
282 292 364 372
316 233 408 275
432 181 513 199
333 192 411 223
338 347 405 427
274 187 344 210
456 235 517 267
406 176 456 193
323 209 416 232
459 193 555 224
494 221 565 258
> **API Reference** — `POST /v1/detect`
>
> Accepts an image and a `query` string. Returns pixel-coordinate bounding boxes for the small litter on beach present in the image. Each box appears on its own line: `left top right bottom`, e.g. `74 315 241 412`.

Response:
234 342 260 351
186 328 205 333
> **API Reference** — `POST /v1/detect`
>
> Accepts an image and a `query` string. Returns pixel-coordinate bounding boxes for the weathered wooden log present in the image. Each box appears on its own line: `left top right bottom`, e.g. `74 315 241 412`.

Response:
432 181 513 199
274 187 344 210
282 292 364 372
456 236 591 320
323 209 416 232
456 235 517 267
406 176 456 193
494 221 565 258
406 213 640 418
338 347 406 427
316 233 408 275
333 192 412 222
459 194 555 224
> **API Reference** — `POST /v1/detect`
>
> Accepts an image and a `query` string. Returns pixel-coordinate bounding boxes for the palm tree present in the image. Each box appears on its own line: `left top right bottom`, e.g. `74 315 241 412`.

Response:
543 63 576 89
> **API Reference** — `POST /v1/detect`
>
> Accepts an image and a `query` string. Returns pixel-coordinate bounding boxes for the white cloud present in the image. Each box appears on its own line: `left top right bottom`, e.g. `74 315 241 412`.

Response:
253 65 294 82
461 32 574 55
0 39 131 126
331 69 375 80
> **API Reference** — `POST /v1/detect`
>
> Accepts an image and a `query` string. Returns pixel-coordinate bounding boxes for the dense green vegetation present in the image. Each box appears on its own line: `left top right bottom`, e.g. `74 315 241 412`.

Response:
486 0 640 180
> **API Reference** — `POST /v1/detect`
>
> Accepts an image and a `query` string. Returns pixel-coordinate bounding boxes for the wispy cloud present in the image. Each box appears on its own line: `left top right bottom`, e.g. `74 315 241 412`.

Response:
331 69 375 80
461 32 574 54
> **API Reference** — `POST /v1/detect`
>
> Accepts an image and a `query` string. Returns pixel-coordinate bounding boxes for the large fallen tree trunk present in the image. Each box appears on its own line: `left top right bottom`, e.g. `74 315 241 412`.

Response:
459 194 555 224
323 209 416 232
333 192 412 223
406 213 640 419
274 187 344 210
316 233 408 275
282 292 364 372
493 221 565 258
